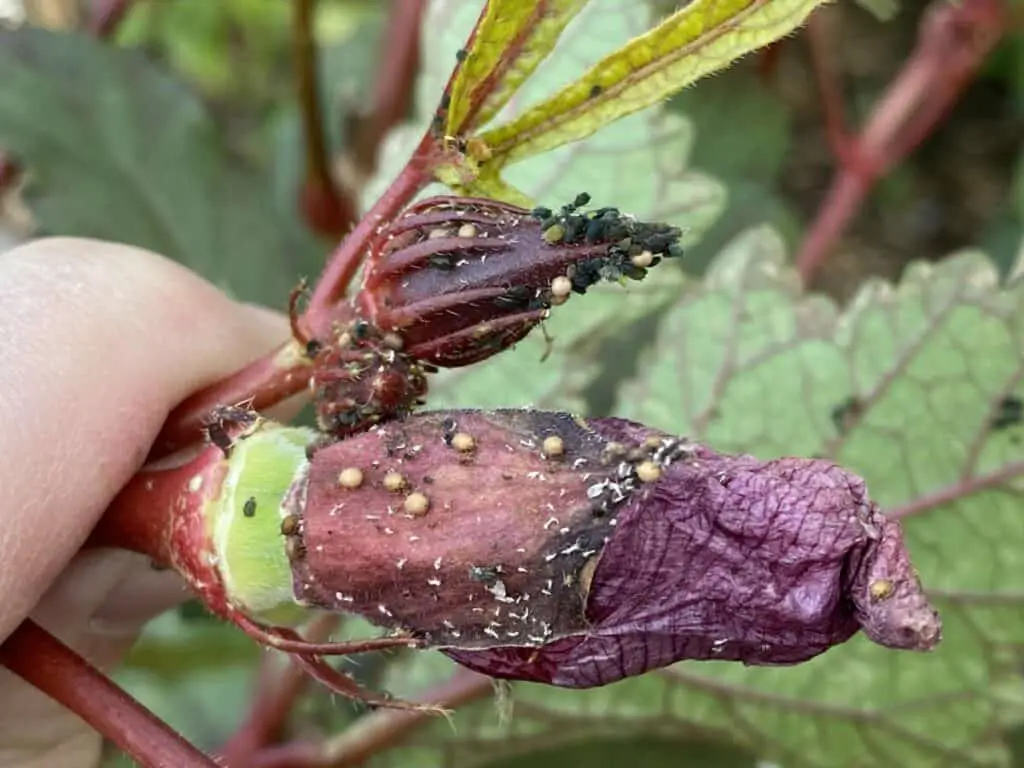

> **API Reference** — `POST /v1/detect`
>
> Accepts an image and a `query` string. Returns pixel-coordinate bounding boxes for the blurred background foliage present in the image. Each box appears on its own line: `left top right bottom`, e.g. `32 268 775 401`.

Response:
2 0 1024 766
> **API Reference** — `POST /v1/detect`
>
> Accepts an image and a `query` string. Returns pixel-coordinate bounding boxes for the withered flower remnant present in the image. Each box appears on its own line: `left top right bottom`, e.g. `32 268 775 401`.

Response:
283 409 941 689
309 317 430 436
354 195 683 367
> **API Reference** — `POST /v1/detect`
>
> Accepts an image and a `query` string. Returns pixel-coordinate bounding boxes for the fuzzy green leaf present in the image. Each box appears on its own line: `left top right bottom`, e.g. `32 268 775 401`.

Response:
0 27 323 305
364 0 727 220
445 0 591 135
476 0 827 168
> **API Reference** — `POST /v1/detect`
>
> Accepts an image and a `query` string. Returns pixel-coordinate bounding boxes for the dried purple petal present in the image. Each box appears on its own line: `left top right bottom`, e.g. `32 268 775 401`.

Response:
284 409 940 689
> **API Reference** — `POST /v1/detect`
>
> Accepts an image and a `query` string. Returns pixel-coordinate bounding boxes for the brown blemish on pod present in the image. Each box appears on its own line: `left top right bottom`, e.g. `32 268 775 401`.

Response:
281 514 300 536
578 554 601 597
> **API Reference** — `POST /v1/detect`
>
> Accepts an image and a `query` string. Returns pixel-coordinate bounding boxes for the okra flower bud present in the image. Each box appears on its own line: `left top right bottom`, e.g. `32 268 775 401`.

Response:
281 409 940 688
354 194 683 367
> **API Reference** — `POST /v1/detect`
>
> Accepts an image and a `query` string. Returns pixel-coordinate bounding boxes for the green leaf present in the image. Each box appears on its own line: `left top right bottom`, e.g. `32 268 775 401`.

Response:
664 64 801 274
364 0 726 226
602 227 1024 765
476 0 827 168
0 27 323 305
444 0 590 135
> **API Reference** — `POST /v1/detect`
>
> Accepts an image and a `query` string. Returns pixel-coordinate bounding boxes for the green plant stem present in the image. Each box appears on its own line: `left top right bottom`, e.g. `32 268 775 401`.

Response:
0 621 217 768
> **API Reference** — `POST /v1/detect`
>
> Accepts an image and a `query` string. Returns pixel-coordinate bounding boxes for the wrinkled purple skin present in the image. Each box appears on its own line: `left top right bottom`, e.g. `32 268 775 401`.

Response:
446 417 941 687
286 409 941 690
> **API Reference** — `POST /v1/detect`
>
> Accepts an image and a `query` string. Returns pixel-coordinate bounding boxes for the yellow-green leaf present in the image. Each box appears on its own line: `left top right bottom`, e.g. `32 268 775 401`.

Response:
478 0 828 166
445 0 590 136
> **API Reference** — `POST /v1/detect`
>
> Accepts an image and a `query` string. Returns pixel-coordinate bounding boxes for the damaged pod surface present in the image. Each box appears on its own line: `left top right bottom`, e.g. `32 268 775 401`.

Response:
279 409 941 689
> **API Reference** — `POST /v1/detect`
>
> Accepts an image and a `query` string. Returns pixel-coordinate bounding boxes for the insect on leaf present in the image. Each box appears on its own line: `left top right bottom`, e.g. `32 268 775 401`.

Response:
444 0 591 136
477 0 827 167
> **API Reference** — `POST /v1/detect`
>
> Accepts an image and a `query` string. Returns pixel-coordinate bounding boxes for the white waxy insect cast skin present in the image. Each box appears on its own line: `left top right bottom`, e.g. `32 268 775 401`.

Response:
209 424 318 625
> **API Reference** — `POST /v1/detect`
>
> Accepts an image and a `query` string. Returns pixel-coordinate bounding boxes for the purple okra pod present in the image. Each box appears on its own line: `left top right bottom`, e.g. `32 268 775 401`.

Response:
282 409 940 688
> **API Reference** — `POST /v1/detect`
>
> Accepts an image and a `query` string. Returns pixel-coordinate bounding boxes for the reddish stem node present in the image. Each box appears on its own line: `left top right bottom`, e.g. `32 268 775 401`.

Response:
0 621 217 768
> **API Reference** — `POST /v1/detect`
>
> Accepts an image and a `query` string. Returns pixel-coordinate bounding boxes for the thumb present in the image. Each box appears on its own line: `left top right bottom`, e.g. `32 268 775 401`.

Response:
0 237 294 767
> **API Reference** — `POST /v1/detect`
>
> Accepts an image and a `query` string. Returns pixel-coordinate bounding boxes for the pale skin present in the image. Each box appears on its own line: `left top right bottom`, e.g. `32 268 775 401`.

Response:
0 238 294 767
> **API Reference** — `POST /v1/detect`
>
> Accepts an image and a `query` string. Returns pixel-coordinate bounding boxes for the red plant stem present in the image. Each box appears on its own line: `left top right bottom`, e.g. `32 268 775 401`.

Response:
87 0 134 37
0 152 18 197
0 621 217 768
351 0 426 174
294 0 357 237
805 11 848 162
795 0 1006 284
295 0 330 190
888 459 1024 521
152 339 319 458
158 144 435 455
218 616 340 767
249 669 493 768
304 147 433 333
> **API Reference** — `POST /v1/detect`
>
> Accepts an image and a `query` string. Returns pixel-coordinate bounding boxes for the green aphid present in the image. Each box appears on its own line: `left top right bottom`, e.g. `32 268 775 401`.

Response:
542 223 566 244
